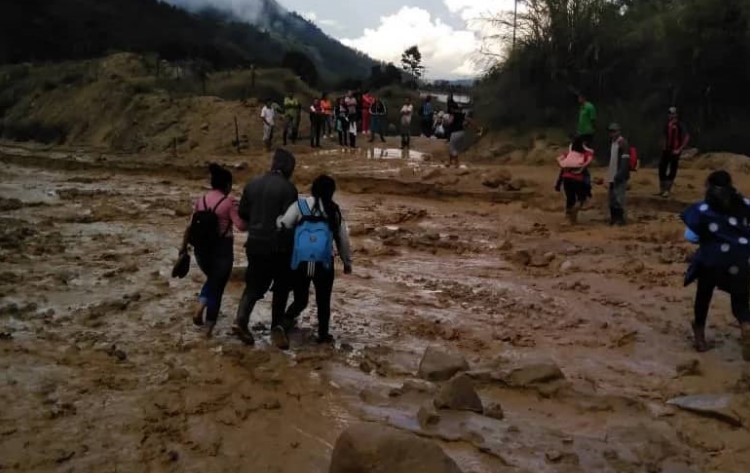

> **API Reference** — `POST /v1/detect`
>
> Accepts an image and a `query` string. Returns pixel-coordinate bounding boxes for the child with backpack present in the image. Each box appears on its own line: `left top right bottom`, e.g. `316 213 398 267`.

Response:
180 163 246 337
682 170 750 359
555 136 594 224
277 175 352 344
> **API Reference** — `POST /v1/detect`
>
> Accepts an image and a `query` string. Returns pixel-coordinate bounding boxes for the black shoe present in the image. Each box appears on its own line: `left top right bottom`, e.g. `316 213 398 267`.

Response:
232 324 255 345
271 326 290 350
316 334 335 344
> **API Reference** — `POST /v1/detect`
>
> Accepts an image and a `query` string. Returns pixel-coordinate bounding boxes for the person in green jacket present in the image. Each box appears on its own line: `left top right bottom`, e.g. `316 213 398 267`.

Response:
577 92 596 148
283 92 301 146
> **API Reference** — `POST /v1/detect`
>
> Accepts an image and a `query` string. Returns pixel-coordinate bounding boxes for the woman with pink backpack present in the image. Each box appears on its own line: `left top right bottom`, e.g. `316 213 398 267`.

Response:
556 136 594 224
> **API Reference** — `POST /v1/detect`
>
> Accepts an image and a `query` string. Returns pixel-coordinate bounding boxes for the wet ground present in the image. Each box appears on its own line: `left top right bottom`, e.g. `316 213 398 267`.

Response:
1 138 749 472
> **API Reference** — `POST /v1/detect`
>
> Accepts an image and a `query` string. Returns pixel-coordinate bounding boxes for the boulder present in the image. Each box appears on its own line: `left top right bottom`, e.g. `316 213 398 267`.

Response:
329 424 463 473
483 402 505 420
417 346 469 382
499 362 565 387
417 403 441 428
667 394 743 427
434 374 483 413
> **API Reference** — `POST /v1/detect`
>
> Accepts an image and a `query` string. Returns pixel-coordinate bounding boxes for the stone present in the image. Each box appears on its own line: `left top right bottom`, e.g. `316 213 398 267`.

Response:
481 169 512 189
667 394 743 427
329 424 463 473
417 346 469 382
483 402 504 420
675 359 702 377
417 403 441 428
560 260 576 273
400 379 438 395
500 362 565 387
434 374 483 413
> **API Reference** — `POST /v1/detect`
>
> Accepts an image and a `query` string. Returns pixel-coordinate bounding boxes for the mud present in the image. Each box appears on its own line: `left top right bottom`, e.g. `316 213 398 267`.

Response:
1 138 750 473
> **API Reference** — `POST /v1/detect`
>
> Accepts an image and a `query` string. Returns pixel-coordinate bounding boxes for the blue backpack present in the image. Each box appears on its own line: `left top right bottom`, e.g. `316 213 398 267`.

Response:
291 199 334 270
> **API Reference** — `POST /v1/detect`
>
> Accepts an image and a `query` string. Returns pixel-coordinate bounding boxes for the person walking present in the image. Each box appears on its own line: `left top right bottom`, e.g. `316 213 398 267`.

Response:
283 92 301 146
658 106 690 198
556 136 594 224
682 170 750 359
234 149 298 349
278 175 353 343
336 97 349 148
447 109 472 168
320 93 334 139
344 91 358 149
420 95 434 137
400 97 414 149
368 96 387 143
260 98 276 151
180 164 246 337
361 90 375 138
606 123 631 226
577 92 597 148
309 99 323 148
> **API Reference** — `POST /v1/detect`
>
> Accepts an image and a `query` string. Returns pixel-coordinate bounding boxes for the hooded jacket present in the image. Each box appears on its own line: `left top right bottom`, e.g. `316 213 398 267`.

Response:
239 149 298 254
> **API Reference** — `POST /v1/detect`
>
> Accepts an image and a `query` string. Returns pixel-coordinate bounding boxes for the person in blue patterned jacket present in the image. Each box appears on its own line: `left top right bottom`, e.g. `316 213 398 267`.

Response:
682 170 750 358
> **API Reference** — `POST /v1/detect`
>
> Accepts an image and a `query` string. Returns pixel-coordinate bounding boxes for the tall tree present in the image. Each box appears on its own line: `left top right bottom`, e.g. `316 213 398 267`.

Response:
401 45 425 85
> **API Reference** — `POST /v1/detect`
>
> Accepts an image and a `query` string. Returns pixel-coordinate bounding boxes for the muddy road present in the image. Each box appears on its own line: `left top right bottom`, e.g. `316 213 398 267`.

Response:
1 141 749 473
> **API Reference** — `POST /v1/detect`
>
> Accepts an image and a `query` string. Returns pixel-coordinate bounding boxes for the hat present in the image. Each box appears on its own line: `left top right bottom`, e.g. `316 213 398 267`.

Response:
668 106 678 114
607 123 621 132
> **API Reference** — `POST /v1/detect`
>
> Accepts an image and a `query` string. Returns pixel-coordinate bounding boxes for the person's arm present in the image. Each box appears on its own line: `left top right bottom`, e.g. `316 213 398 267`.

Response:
238 185 251 222
615 138 631 183
180 198 199 253
277 200 301 229
229 197 247 232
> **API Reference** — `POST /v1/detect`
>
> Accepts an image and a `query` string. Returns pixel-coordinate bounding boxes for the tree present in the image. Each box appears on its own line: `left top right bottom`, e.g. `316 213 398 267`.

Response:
401 45 425 85
281 51 319 87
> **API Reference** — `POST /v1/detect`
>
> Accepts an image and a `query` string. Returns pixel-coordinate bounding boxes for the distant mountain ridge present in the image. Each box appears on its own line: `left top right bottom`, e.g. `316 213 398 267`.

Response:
0 0 375 84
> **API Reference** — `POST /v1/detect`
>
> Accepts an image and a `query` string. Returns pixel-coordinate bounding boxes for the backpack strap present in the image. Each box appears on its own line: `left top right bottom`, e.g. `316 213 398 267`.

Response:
212 195 229 213
298 198 312 217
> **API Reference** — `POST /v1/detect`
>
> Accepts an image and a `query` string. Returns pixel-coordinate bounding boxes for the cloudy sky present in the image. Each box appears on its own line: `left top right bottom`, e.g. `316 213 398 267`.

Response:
166 0 517 79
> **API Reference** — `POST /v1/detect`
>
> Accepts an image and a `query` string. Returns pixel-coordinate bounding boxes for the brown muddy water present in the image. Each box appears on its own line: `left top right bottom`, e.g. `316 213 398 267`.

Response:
1 142 749 472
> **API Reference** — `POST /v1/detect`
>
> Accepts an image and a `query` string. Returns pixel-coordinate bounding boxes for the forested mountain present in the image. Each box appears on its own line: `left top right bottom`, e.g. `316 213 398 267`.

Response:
0 0 374 84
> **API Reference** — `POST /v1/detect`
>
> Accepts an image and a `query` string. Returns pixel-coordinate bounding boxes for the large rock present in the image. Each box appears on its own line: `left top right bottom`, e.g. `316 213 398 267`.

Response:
434 374 483 413
329 424 463 473
417 346 469 382
667 394 743 427
499 362 565 387
417 403 441 428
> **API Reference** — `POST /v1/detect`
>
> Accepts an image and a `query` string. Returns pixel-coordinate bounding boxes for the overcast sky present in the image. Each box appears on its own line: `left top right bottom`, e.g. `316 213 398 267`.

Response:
165 0 517 78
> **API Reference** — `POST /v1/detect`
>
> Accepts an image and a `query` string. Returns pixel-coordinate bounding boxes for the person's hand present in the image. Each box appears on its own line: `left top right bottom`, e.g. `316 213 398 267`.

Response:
344 264 353 275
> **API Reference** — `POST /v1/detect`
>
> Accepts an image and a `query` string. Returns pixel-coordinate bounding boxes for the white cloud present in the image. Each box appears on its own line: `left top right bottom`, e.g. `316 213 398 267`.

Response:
340 6 482 79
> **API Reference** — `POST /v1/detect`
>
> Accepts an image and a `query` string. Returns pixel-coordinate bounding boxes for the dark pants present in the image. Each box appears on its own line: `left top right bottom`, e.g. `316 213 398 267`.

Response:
694 271 750 329
236 251 292 330
349 132 356 148
421 117 433 137
195 239 234 324
369 116 386 142
563 179 587 210
310 116 322 148
283 116 298 145
284 262 335 338
659 150 680 189
401 124 411 148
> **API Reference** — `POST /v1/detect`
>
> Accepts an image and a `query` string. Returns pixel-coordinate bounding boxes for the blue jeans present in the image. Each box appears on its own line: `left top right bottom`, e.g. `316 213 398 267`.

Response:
195 238 234 323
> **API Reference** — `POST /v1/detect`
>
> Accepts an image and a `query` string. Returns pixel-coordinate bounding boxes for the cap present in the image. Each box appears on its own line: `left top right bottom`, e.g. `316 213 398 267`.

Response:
668 106 678 114
607 123 621 132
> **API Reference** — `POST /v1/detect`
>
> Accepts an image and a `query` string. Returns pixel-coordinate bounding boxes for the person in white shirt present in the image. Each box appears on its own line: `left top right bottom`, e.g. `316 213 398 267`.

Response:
260 99 276 151
400 97 414 149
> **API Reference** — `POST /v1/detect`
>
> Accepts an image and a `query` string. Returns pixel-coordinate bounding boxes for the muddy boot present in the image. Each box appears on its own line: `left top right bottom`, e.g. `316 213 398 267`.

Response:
656 181 666 196
271 326 290 350
693 323 709 352
232 324 255 345
741 323 750 361
565 208 578 224
661 181 673 198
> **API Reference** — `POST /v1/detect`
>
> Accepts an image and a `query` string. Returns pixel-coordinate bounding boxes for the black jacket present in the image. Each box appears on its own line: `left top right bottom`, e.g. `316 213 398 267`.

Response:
239 150 298 254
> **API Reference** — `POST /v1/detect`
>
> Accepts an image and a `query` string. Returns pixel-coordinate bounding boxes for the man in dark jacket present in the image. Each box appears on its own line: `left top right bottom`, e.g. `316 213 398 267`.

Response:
606 123 631 226
234 149 298 348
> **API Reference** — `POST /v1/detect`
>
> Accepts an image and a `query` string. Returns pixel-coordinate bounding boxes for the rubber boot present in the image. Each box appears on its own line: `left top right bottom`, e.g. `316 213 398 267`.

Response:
657 181 666 196
609 208 616 226
693 323 708 352
662 181 672 198
741 323 750 361
566 207 578 224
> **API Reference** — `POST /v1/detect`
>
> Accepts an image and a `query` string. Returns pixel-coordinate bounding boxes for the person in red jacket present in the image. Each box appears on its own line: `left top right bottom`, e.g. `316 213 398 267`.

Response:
658 106 690 198
556 136 594 224
361 90 375 138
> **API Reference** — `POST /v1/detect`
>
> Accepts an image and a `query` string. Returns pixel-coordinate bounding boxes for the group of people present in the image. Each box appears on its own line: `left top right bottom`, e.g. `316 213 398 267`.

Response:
555 94 749 358
556 94 690 225
179 151 352 349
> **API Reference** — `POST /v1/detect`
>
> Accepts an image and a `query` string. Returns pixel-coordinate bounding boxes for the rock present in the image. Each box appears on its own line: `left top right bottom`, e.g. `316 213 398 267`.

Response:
417 403 441 428
417 346 469 382
329 424 463 473
483 402 504 420
359 361 374 374
500 362 565 387
497 240 513 251
422 168 444 180
113 349 127 361
559 260 576 273
434 374 483 413
667 394 743 427
481 169 512 189
400 379 438 395
545 450 579 465
675 359 702 377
